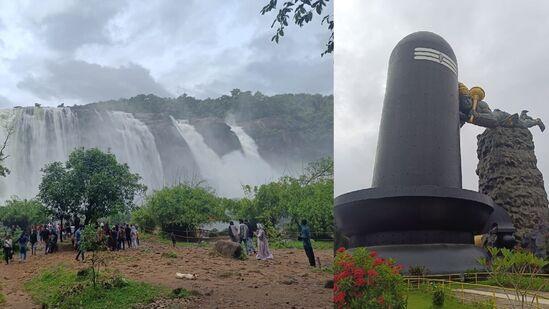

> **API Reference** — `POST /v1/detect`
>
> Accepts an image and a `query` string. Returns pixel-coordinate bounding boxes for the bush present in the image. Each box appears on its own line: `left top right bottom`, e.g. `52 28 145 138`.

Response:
133 184 225 235
432 284 445 307
333 247 406 309
408 265 429 277
480 247 548 308
0 199 48 231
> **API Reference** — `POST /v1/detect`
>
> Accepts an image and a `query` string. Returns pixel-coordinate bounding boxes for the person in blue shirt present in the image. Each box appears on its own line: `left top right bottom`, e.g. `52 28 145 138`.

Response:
298 219 316 267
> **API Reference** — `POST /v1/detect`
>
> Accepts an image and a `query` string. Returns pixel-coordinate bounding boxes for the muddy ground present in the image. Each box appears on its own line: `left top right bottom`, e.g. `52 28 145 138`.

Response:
0 237 333 308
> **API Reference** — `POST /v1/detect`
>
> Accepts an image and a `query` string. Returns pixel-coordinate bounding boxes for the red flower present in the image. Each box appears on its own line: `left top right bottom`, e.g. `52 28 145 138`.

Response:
334 291 346 304
369 251 378 258
352 267 365 278
334 270 350 281
367 269 379 277
355 277 367 286
373 257 384 266
336 247 346 253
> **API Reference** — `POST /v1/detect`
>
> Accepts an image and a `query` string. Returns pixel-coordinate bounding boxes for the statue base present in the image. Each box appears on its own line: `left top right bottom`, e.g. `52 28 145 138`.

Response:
335 185 494 274
367 244 488 274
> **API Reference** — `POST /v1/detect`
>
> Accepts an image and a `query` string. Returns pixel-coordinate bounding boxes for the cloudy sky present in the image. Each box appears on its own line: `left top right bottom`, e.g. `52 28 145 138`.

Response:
0 0 332 107
335 0 549 195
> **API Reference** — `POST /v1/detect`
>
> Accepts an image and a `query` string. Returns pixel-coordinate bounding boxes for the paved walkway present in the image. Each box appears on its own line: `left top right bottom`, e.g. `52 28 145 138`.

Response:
454 288 549 307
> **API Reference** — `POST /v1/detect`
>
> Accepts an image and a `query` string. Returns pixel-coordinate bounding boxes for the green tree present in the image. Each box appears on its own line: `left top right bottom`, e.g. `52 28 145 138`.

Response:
261 0 333 56
38 161 77 241
0 199 49 231
228 157 334 238
134 184 225 234
39 148 146 225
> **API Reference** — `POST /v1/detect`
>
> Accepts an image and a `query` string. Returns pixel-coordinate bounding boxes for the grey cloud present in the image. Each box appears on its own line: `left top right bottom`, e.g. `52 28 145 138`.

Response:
38 1 126 52
17 60 171 102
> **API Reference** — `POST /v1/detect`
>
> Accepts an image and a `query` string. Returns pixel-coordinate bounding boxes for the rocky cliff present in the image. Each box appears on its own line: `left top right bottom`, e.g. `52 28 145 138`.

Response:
476 127 549 240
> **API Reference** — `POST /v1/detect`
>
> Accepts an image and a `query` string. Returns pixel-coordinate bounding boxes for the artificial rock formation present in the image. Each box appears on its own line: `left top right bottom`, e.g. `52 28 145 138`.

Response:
477 127 549 240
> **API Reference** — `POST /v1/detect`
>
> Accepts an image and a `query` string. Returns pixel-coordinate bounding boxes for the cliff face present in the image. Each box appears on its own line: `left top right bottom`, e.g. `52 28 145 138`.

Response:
476 127 549 240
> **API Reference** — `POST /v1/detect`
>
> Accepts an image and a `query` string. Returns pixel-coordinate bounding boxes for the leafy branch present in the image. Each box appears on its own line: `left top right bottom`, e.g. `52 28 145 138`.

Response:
260 0 333 56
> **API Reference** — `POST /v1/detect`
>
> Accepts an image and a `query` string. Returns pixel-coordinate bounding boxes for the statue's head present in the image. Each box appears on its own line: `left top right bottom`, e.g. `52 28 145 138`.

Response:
458 82 470 96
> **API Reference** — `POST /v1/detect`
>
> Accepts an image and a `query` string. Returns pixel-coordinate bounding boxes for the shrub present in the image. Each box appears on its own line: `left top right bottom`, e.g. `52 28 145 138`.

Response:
432 284 445 307
408 265 429 277
333 247 406 309
480 247 548 308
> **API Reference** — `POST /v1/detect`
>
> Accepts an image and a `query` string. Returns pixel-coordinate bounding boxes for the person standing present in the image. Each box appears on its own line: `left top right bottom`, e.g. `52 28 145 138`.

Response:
75 225 84 261
238 219 249 253
111 226 119 251
170 231 176 248
130 225 138 248
30 228 38 256
255 223 273 260
228 221 240 243
298 219 316 267
245 219 256 254
41 227 50 254
3 235 13 265
17 231 29 262
125 224 132 248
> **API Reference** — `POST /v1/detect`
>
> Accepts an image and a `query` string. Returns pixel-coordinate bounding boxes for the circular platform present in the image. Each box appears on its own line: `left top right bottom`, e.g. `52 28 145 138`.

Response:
335 186 494 247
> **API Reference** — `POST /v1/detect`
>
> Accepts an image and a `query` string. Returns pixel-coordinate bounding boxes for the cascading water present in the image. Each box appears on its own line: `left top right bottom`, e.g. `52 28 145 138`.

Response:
0 107 279 202
171 117 278 197
0 107 164 201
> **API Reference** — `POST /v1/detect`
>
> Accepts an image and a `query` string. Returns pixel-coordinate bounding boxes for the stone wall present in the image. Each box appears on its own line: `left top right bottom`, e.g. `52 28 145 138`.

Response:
476 127 548 240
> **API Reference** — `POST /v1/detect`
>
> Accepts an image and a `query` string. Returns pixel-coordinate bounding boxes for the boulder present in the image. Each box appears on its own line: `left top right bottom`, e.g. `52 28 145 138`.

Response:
214 240 242 258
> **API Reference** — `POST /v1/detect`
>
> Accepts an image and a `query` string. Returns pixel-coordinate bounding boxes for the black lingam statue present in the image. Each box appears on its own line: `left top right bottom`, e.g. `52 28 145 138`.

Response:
335 31 495 273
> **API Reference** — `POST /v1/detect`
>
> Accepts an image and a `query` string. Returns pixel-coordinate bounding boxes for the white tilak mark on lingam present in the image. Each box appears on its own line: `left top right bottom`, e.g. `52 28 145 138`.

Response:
414 47 458 75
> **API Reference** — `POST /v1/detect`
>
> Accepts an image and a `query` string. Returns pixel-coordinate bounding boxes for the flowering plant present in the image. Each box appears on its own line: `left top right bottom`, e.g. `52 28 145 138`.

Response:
333 247 407 308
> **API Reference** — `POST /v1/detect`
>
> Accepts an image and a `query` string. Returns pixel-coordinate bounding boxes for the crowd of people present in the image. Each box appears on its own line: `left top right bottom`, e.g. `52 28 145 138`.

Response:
2 221 141 265
3 218 319 268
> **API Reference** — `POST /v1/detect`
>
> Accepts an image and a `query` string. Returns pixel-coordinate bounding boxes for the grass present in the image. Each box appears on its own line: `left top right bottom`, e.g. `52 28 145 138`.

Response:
407 290 491 309
0 292 5 305
270 239 333 250
24 264 187 308
161 251 178 258
480 276 549 292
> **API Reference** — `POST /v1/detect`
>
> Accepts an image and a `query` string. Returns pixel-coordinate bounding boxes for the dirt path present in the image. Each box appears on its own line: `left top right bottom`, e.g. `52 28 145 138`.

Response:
0 239 333 308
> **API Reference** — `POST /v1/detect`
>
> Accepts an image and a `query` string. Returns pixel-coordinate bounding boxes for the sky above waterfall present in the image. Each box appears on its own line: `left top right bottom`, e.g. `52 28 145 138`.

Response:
335 0 549 195
0 0 332 107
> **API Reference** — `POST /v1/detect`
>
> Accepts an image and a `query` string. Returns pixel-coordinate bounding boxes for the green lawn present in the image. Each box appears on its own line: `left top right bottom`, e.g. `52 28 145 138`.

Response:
270 239 333 250
407 291 490 309
24 265 183 308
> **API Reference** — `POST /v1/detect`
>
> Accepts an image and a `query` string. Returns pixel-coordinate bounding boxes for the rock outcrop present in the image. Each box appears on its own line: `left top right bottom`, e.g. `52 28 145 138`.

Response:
476 127 549 240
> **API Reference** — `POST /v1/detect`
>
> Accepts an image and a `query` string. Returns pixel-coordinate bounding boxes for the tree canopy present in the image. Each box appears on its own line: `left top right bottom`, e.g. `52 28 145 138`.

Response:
38 148 146 225
0 199 49 231
133 184 226 234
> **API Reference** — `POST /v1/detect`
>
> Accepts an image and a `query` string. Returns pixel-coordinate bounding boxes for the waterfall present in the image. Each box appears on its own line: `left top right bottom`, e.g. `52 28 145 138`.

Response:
0 107 164 201
171 117 277 197
0 107 278 202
